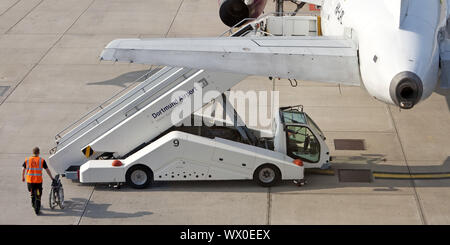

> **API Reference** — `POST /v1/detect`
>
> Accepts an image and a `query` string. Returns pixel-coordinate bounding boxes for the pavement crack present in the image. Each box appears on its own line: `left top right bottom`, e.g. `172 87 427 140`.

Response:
387 104 427 225
165 0 184 37
266 187 272 225
0 0 21 17
0 0 96 107
5 0 44 34
76 184 96 225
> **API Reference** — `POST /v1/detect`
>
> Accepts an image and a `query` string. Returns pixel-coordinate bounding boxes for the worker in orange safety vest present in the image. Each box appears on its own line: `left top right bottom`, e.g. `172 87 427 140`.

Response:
22 147 54 211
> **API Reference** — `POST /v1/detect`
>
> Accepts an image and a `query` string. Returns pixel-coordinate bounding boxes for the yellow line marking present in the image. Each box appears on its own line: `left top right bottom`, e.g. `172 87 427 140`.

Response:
373 172 450 179
305 169 450 179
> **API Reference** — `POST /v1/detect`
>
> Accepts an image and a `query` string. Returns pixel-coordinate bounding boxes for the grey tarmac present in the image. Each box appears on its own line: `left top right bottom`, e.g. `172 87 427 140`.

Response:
0 0 449 225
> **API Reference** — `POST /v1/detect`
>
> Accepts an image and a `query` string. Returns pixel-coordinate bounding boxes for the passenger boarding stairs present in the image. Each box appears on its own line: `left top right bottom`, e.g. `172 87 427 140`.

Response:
50 67 212 173
49 12 322 176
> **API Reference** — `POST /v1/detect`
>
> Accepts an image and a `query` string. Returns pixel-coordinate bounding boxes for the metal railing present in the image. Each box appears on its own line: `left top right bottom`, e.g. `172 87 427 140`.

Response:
51 66 158 145
219 11 300 37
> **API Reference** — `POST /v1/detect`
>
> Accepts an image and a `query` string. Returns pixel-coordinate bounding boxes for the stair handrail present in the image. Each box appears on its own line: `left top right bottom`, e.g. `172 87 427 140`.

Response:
219 11 299 37
53 67 156 141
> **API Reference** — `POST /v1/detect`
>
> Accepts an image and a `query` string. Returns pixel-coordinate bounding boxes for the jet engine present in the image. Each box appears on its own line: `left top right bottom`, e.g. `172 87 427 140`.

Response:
219 0 268 27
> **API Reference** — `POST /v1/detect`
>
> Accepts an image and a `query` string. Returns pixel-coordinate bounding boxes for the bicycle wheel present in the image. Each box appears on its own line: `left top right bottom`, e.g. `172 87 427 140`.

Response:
49 188 56 209
58 187 64 209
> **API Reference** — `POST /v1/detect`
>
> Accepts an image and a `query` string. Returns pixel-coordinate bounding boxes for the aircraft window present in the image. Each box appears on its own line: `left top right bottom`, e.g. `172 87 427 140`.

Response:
286 125 320 163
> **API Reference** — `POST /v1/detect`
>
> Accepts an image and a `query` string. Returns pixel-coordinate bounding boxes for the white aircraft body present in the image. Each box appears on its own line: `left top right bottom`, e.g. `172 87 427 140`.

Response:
100 0 450 109
321 0 444 109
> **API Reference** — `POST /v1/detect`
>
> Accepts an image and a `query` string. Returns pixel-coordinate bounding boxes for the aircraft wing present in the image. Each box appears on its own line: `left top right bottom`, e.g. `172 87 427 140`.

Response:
100 36 362 85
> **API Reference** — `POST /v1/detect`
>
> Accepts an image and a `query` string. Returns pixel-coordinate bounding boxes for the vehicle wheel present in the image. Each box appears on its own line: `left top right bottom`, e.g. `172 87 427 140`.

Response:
253 164 281 187
58 188 65 209
126 165 153 189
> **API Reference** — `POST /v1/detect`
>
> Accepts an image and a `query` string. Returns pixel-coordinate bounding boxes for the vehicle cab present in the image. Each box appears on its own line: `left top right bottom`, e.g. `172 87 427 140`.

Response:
273 105 331 169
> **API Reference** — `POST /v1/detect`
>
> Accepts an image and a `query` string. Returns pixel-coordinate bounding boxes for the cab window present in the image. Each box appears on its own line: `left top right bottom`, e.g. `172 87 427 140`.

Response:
305 113 324 138
286 125 320 163
282 111 306 124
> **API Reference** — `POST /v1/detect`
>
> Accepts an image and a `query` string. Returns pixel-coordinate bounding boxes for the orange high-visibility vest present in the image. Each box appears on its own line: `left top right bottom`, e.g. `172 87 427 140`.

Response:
25 157 43 183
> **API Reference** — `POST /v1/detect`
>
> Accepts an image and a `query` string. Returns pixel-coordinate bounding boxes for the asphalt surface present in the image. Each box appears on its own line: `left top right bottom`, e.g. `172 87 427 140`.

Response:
0 0 449 225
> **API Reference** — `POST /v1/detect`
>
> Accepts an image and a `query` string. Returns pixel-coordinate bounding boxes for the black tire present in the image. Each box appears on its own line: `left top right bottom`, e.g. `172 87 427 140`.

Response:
49 188 56 210
58 187 65 209
126 165 153 189
253 164 281 187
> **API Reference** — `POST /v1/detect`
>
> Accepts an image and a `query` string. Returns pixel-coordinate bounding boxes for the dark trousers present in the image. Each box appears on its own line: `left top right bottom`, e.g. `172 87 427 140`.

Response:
27 183 43 206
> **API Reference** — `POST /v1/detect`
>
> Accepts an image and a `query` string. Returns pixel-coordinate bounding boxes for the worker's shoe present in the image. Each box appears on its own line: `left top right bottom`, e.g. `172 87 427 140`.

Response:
34 201 41 215
293 179 307 186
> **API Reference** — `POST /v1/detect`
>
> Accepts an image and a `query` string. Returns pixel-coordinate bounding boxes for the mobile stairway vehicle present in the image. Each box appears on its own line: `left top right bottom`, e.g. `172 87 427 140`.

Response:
48 13 332 188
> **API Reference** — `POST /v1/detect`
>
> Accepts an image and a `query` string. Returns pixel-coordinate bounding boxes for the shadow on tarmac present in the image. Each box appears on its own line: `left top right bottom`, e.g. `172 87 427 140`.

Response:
435 80 450 111
37 197 152 219
32 158 449 220
86 155 450 193
86 69 161 88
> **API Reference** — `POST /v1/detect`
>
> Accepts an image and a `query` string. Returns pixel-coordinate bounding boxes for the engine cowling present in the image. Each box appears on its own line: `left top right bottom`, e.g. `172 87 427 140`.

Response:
219 0 268 27
353 1 441 110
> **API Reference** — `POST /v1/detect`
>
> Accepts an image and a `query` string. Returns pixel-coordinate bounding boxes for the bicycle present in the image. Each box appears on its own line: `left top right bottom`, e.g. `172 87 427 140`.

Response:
49 174 64 209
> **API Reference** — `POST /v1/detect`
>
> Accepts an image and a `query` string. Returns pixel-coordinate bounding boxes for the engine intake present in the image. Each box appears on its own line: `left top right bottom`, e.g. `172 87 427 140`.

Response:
389 71 423 109
219 0 267 27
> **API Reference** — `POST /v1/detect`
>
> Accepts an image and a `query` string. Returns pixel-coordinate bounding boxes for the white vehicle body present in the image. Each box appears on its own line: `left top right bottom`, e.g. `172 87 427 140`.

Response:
79 130 302 184
101 0 450 109
79 103 330 187
80 129 303 184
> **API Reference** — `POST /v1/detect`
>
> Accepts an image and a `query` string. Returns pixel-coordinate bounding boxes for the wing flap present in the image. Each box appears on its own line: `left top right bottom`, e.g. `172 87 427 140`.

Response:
101 37 361 85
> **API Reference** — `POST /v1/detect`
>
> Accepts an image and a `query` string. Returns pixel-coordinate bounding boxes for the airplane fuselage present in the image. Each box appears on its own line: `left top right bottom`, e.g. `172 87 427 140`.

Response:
321 0 442 108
